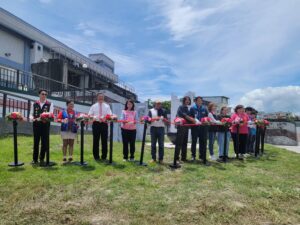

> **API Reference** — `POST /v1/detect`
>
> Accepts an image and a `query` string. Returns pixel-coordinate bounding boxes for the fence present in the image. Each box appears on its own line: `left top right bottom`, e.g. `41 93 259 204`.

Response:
0 90 62 119
0 65 97 105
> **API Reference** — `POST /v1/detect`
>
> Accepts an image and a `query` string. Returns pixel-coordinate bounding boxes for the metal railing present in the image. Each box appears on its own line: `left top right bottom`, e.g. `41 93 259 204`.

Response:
50 47 119 83
0 90 62 119
50 47 136 94
0 65 97 105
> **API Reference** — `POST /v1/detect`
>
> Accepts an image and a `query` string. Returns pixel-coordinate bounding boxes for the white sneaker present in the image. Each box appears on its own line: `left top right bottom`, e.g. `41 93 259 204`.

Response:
210 155 217 161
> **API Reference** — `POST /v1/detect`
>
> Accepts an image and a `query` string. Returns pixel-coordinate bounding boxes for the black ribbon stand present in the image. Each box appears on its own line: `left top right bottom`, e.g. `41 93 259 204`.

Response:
107 121 114 165
169 126 182 169
75 121 87 166
254 127 261 157
222 127 228 163
203 125 208 165
136 122 148 166
260 126 266 155
8 120 24 167
236 124 240 159
41 122 55 167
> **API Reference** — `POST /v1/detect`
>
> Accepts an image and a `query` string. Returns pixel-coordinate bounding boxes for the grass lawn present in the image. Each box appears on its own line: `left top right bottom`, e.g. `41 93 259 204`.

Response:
0 134 299 225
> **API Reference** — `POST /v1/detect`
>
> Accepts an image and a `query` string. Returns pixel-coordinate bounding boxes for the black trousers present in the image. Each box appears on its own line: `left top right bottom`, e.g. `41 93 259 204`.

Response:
174 126 189 161
92 122 108 160
231 133 248 154
121 128 136 159
247 134 256 153
191 126 208 160
33 121 50 162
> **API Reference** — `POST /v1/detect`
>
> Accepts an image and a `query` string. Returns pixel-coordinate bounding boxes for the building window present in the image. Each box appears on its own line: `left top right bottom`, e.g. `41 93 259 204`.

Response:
37 46 41 51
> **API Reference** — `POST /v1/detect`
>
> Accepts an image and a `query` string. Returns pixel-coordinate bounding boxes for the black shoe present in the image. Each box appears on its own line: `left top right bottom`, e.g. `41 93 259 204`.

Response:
31 160 38 165
39 160 45 166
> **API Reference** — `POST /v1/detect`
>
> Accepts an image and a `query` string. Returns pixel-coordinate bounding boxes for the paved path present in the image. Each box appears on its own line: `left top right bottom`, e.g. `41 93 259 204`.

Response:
273 145 300 154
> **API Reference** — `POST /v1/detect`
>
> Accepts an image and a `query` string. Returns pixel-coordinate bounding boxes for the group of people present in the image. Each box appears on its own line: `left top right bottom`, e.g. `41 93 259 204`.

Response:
30 89 259 166
174 96 259 165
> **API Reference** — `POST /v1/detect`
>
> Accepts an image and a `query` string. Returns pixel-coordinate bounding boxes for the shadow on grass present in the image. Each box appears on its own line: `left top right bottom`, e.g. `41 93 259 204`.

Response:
7 167 25 172
103 162 127 170
80 165 96 171
61 162 97 171
245 151 278 163
210 162 227 170
40 166 60 171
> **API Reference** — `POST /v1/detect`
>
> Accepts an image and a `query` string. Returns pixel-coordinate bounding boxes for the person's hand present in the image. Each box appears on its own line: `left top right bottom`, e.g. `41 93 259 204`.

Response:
195 119 201 125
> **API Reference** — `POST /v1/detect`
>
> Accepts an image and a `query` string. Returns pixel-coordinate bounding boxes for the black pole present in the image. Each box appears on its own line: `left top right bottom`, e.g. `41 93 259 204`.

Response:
108 122 114 164
137 122 147 166
203 125 208 165
42 122 55 167
169 126 181 169
261 127 266 155
255 127 261 157
236 124 240 159
9 120 24 167
75 121 87 166
223 128 228 163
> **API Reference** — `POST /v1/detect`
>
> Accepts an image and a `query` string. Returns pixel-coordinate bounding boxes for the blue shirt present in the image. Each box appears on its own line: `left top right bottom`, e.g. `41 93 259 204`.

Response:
189 104 208 120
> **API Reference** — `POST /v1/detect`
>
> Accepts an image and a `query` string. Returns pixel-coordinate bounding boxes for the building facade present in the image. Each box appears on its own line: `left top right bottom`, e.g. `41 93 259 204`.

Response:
0 8 137 104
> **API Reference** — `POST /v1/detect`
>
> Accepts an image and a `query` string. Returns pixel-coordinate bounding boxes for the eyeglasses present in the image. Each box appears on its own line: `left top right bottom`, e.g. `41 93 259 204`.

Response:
41 93 47 96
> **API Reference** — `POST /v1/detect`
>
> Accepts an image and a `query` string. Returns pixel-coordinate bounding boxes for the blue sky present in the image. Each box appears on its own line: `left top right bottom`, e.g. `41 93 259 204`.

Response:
1 0 300 113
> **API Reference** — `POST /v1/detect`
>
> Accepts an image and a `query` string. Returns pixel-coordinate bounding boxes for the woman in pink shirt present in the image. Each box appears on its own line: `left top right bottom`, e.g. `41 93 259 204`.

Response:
230 105 249 159
120 99 138 161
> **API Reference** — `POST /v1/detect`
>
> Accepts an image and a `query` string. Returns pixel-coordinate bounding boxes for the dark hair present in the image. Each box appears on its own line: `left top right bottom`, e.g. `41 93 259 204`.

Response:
245 106 254 112
251 110 258 115
182 96 191 105
234 104 244 113
124 99 135 111
208 102 216 112
194 96 203 102
220 106 227 114
38 89 47 94
66 100 74 106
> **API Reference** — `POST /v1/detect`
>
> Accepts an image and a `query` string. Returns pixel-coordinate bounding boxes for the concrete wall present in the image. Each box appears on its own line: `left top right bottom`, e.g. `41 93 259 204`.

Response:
265 121 298 146
0 119 61 136
0 28 24 65
295 121 300 145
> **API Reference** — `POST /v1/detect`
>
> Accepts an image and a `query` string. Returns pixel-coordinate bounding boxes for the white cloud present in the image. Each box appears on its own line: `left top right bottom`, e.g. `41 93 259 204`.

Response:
76 21 126 37
146 0 300 101
52 33 146 76
150 0 242 41
240 86 300 113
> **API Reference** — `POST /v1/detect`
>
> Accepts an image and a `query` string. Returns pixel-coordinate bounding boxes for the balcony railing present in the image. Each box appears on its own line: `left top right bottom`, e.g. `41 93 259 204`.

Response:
0 65 97 105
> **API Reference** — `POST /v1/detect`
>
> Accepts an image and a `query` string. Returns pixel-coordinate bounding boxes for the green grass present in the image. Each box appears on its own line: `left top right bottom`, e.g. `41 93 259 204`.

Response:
0 135 299 225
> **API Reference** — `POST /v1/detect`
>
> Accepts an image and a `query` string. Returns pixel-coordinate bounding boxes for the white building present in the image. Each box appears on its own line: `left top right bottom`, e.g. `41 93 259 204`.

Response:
0 8 137 104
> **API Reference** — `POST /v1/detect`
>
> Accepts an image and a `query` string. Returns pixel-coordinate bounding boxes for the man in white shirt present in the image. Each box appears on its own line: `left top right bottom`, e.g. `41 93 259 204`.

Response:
148 100 168 164
88 92 112 160
31 89 54 164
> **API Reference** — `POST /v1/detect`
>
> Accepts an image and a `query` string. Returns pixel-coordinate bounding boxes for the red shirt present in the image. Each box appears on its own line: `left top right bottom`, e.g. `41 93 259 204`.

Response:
230 113 249 134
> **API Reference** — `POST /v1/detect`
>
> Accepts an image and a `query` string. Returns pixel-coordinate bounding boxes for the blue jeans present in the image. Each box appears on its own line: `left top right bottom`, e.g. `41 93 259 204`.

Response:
208 132 216 156
150 127 165 160
217 131 231 157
